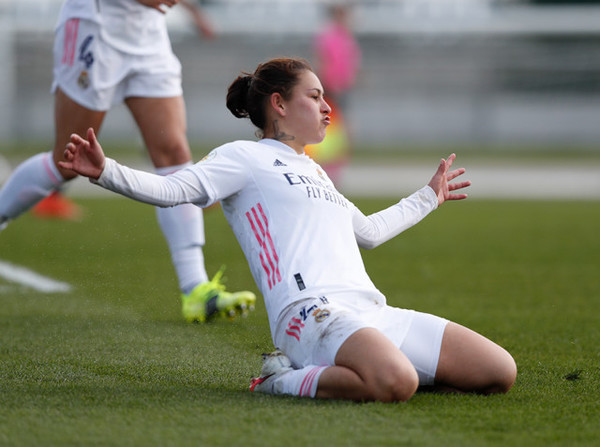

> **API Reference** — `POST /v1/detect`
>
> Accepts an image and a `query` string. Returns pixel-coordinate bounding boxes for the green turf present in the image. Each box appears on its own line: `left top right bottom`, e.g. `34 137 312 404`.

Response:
1 197 598 446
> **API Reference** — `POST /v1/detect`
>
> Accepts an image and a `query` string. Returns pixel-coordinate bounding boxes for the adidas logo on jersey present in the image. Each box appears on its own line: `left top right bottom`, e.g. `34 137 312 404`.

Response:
273 159 287 167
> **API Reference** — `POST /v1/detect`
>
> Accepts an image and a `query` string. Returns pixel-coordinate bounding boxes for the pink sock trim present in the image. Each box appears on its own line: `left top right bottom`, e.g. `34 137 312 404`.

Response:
298 366 327 397
42 153 63 186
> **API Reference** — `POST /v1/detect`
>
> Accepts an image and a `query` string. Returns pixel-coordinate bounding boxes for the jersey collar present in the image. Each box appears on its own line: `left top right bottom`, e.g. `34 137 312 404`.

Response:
259 138 305 155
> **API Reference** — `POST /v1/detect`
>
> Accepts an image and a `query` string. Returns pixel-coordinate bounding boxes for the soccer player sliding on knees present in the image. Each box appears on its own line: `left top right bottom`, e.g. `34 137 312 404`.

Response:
61 58 516 402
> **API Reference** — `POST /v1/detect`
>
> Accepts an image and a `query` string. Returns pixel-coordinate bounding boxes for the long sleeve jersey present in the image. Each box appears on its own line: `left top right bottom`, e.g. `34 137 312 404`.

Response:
95 139 438 334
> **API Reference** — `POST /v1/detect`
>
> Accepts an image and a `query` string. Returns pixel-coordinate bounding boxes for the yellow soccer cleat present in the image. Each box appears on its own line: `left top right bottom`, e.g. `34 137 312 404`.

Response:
181 267 256 323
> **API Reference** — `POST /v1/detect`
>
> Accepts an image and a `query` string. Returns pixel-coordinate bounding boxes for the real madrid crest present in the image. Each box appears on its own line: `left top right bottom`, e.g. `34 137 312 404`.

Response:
313 308 330 323
77 70 90 90
200 150 217 163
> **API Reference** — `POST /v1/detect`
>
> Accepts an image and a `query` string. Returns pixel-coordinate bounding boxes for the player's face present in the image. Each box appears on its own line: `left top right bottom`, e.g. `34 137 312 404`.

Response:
284 70 331 150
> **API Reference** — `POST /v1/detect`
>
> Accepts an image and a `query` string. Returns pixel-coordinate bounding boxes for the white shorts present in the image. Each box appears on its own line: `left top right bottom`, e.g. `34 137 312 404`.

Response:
274 294 448 386
52 18 182 111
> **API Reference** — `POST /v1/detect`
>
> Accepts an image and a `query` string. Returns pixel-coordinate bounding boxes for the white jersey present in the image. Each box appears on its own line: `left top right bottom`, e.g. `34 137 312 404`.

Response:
96 139 439 334
56 0 170 55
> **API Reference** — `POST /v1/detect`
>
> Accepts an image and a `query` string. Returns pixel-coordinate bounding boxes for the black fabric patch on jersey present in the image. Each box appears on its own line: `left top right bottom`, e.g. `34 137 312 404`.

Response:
294 273 306 291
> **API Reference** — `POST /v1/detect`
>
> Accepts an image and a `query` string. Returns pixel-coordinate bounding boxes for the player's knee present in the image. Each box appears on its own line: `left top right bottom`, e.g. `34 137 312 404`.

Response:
148 139 191 168
483 350 517 394
369 366 419 402
493 353 517 394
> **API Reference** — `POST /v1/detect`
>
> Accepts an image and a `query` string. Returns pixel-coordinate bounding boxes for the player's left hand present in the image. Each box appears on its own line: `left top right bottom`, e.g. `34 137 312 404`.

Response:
427 153 471 206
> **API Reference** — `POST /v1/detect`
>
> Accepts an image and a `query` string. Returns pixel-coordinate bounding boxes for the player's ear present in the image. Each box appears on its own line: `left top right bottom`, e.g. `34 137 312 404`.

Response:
270 92 286 117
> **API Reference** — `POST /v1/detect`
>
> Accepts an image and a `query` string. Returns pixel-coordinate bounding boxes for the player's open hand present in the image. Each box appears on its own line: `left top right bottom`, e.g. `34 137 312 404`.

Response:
59 128 106 180
427 153 471 206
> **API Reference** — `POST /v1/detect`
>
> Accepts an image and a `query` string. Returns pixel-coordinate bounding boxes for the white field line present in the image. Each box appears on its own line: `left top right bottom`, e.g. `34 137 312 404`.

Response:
0 260 72 293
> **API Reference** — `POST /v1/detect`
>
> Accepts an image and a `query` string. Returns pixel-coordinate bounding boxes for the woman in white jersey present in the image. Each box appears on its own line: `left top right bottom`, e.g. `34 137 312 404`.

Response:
60 58 517 402
0 0 254 323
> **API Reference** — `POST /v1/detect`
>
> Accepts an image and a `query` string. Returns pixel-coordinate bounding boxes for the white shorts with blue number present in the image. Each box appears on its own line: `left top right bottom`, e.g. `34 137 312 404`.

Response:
52 18 182 111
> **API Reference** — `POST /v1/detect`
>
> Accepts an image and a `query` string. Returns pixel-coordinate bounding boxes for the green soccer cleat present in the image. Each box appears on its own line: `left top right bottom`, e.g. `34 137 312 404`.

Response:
181 267 256 323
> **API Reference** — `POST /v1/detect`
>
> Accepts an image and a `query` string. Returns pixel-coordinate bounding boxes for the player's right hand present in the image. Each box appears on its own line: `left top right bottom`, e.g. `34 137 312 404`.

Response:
59 128 106 180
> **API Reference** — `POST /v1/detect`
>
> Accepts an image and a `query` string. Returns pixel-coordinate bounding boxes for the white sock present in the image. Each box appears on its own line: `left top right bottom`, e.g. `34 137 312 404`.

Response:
0 152 65 220
274 365 328 398
155 163 208 294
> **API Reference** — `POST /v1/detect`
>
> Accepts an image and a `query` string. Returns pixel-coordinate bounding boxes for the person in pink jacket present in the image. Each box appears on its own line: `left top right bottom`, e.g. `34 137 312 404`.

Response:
309 3 362 185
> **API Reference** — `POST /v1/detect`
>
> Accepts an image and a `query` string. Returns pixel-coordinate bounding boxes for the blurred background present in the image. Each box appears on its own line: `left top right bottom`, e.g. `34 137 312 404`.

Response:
0 0 599 156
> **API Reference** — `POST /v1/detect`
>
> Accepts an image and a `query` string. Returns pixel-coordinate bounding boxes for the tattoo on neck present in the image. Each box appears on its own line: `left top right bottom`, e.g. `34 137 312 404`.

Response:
272 120 295 142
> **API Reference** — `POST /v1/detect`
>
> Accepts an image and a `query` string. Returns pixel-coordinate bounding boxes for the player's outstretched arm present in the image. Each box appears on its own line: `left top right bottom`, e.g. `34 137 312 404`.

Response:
59 128 106 180
427 153 471 206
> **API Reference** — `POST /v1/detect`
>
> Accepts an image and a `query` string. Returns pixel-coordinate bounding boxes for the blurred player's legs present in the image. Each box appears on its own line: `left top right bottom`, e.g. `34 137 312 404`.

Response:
155 163 209 291
125 95 209 295
126 95 256 321
0 152 67 224
1 16 255 322
0 89 103 227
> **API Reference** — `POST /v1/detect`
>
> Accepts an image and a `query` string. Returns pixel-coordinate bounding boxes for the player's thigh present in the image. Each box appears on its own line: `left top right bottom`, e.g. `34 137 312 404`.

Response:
53 88 105 178
435 321 516 393
125 95 191 168
335 327 419 397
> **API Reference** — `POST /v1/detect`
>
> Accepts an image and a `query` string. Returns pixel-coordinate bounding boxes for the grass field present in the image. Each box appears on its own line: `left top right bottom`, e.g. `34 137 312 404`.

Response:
1 196 599 446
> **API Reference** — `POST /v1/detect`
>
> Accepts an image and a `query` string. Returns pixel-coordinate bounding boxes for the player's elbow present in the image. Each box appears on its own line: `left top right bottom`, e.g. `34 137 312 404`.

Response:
356 236 380 250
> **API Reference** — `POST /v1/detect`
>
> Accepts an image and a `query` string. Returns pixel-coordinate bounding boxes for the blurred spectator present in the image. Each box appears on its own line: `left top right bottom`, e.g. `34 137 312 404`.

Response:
306 2 361 186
